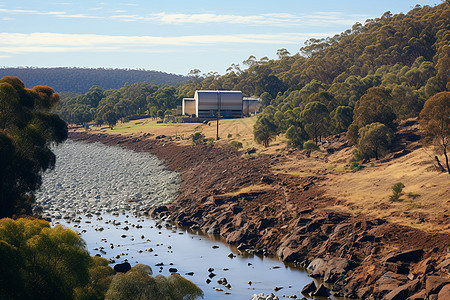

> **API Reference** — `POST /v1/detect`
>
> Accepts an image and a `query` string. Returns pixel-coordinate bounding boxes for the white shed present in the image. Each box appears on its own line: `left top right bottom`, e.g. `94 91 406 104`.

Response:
194 90 243 118
182 98 195 116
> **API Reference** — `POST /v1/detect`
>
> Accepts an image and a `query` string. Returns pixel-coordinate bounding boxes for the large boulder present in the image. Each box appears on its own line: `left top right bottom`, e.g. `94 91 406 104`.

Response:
114 262 131 273
307 257 352 283
384 249 424 263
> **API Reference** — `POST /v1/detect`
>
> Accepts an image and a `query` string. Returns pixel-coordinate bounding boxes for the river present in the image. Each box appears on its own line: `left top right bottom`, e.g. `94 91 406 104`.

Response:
36 140 313 299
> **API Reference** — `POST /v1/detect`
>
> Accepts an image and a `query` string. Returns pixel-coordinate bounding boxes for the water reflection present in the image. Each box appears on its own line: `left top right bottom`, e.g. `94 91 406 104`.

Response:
56 213 311 299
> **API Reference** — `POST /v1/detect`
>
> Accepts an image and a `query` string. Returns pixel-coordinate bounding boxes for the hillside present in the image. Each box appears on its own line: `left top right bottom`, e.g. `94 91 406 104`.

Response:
0 67 188 93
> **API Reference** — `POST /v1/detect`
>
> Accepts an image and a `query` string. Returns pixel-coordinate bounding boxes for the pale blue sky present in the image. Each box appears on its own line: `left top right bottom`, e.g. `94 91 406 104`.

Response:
0 1 441 75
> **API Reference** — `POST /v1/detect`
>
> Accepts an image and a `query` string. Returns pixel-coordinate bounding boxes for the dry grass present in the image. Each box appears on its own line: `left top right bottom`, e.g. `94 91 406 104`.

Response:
75 117 288 154
324 147 450 233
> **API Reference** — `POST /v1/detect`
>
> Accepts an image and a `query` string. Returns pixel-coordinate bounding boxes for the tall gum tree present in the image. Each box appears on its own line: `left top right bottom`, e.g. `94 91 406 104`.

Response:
419 91 450 173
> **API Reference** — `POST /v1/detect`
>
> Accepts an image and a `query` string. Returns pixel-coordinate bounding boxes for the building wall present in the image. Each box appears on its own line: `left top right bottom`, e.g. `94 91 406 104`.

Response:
195 90 243 118
243 98 260 116
182 98 195 116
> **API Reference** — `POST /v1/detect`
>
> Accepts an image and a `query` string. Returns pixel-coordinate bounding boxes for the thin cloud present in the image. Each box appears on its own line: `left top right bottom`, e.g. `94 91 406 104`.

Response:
110 12 367 27
0 7 367 27
0 32 333 54
0 8 102 19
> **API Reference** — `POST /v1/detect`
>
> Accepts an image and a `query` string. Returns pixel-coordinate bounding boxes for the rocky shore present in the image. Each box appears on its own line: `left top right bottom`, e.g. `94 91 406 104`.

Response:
69 131 450 299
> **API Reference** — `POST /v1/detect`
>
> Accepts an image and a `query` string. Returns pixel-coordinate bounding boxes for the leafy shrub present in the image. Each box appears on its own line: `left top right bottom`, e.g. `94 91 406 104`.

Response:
191 132 205 145
0 218 91 299
303 140 319 150
350 161 362 171
352 149 364 162
357 122 393 160
105 264 203 300
228 140 243 149
227 133 232 138
207 137 215 145
390 182 405 201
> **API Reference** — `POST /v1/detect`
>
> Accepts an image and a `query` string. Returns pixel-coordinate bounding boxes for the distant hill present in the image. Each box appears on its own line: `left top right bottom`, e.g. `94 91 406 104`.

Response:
0 67 188 93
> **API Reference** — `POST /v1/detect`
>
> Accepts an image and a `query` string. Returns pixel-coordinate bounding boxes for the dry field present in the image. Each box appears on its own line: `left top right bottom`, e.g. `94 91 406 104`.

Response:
73 116 287 153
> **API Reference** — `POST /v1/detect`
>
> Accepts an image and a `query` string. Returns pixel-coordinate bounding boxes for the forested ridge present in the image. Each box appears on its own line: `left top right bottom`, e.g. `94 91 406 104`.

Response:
0 67 188 94
56 3 449 159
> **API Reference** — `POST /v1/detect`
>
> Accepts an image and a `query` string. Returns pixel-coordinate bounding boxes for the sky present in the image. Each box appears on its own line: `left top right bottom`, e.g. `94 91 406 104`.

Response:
0 0 442 76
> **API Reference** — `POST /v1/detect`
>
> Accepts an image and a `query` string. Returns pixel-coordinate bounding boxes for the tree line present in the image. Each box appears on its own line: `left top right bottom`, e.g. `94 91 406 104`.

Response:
56 82 188 128
0 67 188 94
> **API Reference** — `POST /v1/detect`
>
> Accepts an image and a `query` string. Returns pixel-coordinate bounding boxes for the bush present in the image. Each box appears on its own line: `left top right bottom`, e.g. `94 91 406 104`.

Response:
191 132 205 145
227 133 232 138
303 140 319 150
350 161 362 171
390 182 405 202
357 122 393 160
352 149 364 162
105 265 203 300
228 140 243 149
207 137 215 145
0 218 91 299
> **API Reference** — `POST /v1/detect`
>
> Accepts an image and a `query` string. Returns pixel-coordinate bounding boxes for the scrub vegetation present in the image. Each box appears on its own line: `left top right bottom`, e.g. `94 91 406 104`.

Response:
0 218 203 300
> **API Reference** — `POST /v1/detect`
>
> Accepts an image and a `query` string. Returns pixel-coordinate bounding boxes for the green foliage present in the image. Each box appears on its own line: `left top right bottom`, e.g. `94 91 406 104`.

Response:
348 86 397 144
303 140 320 150
390 182 405 201
0 218 91 300
300 101 330 143
191 132 206 145
357 122 393 160
419 91 450 173
350 161 362 171
227 133 232 138
331 106 353 133
74 256 115 300
285 124 308 149
105 264 203 300
228 140 243 149
253 112 277 147
102 111 118 129
352 149 364 162
0 76 68 217
207 137 215 145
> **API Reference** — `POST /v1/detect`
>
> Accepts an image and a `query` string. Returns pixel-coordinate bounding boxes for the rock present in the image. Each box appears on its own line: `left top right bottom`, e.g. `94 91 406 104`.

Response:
217 278 227 285
407 289 427 300
438 284 450 300
307 257 352 283
384 279 420 300
114 262 131 273
426 276 449 295
312 284 330 297
374 272 408 295
384 249 424 263
301 281 316 295
273 286 283 292
208 267 214 272
168 268 178 273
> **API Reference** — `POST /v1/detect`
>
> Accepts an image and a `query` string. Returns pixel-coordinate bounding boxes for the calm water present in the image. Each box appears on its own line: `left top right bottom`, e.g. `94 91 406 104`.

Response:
38 141 313 299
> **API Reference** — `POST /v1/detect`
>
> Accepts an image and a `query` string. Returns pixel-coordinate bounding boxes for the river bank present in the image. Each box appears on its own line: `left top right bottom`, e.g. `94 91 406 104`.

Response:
69 131 450 299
